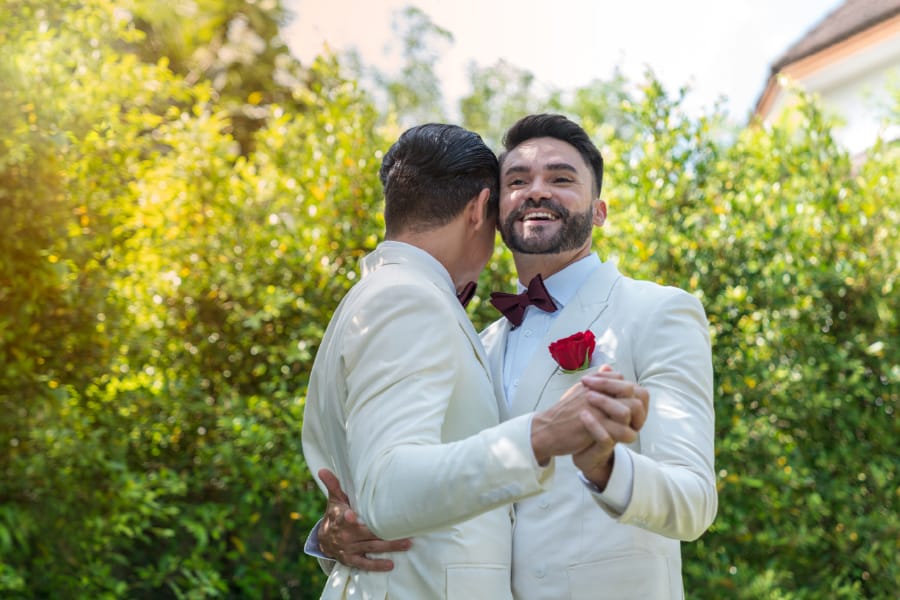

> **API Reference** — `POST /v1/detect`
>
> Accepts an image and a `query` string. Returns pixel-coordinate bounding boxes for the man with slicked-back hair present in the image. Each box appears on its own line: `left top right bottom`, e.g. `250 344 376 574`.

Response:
302 123 650 599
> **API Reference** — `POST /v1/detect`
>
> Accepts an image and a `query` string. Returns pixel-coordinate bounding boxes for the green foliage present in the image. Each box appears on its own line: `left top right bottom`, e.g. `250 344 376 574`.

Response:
459 61 634 152
1 1 383 597
370 5 453 128
459 59 550 151
598 77 899 598
125 0 308 153
1 1 897 598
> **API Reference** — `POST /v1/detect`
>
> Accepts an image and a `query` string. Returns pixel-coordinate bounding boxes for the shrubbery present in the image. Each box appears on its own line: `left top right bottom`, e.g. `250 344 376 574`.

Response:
1 1 897 598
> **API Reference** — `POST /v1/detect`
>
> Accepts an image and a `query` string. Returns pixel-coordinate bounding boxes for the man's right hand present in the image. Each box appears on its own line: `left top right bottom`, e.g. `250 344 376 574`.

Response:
317 469 412 571
530 366 648 465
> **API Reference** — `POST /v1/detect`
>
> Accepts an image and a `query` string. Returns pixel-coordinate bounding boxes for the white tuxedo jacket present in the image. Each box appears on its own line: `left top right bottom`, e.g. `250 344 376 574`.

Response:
481 259 717 600
302 243 553 599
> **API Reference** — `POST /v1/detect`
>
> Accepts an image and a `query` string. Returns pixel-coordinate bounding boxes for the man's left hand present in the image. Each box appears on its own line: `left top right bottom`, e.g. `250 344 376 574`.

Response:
574 373 650 488
317 469 412 571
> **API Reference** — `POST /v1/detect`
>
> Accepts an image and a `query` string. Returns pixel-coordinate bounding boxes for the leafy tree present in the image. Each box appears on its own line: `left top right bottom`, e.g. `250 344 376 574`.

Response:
1 1 897 598
1 1 384 597
459 60 636 152
125 0 307 153
459 59 552 150
599 77 898 598
372 5 453 128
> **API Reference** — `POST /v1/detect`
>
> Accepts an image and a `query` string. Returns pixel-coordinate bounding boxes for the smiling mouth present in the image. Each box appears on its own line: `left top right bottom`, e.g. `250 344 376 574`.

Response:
521 211 559 223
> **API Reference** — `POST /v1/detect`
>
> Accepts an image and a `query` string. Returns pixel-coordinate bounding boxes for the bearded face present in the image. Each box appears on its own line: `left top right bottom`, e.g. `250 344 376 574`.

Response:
499 198 594 255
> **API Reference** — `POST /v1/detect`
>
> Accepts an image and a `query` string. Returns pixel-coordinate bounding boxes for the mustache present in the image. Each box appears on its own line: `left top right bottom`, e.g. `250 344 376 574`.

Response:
508 199 570 221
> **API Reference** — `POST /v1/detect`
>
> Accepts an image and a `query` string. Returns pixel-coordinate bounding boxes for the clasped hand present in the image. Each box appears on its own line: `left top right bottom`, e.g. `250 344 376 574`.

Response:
530 365 649 487
315 366 648 567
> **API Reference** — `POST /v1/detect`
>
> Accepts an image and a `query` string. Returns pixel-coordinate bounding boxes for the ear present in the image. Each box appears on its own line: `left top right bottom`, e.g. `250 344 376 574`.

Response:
592 199 607 227
466 187 493 232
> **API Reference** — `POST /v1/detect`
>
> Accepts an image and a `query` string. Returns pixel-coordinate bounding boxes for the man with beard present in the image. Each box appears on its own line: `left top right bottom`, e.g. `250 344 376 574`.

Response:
311 114 717 599
302 122 651 599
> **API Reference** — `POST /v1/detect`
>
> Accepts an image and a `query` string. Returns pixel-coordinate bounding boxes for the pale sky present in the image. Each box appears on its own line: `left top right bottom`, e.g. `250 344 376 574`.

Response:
282 0 845 120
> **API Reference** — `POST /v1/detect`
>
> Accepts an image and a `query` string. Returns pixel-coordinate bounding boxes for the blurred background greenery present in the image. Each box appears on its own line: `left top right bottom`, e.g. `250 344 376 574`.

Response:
0 0 897 597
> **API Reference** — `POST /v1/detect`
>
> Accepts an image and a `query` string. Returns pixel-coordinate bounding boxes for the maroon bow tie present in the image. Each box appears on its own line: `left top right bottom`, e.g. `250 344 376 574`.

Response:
457 281 477 308
490 274 557 328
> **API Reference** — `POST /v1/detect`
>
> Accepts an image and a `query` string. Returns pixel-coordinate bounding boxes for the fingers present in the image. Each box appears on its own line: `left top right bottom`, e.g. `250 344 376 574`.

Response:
339 537 414 571
536 374 646 459
580 373 634 397
585 393 632 425
631 386 650 429
315 468 413 572
574 411 616 485
580 406 638 445
326 526 413 572
580 373 650 431
319 468 350 504
579 409 613 447
345 555 396 572
320 507 413 569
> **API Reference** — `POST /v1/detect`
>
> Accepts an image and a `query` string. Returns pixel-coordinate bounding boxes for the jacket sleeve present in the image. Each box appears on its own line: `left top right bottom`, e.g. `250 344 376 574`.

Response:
602 289 717 541
343 285 553 540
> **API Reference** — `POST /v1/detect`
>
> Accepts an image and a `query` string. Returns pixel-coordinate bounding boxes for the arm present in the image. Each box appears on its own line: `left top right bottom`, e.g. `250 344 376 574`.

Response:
345 285 637 540
342 288 548 540
318 370 645 569
599 290 718 541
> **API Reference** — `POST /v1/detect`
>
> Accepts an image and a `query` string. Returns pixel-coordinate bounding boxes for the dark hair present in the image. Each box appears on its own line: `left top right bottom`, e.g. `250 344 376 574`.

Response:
379 123 499 236
501 114 604 197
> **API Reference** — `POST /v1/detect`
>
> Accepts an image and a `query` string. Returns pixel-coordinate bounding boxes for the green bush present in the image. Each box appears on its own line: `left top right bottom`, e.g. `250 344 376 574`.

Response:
597 80 899 598
1 2 897 598
1 2 383 597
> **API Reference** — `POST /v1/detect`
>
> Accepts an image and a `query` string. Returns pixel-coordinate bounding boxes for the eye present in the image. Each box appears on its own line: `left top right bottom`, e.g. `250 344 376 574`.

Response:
506 178 526 187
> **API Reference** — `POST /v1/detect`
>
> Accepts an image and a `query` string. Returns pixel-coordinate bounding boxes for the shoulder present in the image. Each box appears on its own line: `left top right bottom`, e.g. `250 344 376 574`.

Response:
613 274 704 313
354 264 449 309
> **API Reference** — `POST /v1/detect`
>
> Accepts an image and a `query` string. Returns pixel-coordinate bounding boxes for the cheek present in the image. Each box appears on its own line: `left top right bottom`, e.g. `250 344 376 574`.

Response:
499 193 518 221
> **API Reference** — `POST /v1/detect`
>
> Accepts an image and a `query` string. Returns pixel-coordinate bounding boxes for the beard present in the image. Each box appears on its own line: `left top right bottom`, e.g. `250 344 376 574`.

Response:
499 199 594 255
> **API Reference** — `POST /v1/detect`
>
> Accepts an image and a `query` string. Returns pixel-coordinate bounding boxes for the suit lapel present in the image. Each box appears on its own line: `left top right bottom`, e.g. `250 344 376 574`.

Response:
458 309 491 376
509 261 623 416
480 319 512 421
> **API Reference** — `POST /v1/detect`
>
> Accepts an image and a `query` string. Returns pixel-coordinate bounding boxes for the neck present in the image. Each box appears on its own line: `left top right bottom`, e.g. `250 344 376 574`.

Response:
513 245 592 285
388 223 472 291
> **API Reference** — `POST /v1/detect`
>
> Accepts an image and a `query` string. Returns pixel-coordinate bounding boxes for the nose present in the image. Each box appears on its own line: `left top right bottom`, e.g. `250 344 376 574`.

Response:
526 176 552 200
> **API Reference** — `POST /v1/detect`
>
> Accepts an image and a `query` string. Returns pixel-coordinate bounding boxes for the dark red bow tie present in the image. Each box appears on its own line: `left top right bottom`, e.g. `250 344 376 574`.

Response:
457 281 477 308
490 274 557 328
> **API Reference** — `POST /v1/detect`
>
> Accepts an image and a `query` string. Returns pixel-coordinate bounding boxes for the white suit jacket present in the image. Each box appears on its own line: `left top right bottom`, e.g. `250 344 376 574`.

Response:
480 259 717 600
302 242 553 599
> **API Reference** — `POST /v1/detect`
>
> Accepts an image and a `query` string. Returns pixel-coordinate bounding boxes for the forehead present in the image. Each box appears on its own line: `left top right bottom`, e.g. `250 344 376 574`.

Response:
502 137 587 173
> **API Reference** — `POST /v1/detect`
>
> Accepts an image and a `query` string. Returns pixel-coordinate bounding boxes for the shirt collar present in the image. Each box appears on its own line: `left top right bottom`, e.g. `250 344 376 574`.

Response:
517 253 601 310
377 240 455 291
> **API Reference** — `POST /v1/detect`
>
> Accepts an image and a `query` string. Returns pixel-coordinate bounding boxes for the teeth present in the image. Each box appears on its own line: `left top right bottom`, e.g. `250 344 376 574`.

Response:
523 211 557 221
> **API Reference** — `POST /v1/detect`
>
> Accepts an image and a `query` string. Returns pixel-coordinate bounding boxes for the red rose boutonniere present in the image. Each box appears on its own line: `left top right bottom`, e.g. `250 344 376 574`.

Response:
548 330 596 373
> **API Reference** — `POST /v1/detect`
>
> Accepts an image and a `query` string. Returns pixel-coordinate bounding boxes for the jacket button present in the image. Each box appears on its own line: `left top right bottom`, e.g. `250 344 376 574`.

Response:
534 567 545 578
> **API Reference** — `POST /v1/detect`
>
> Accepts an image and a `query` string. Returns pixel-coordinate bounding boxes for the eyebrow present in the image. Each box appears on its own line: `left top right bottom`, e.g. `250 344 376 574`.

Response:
546 162 579 174
503 162 579 177
503 164 531 177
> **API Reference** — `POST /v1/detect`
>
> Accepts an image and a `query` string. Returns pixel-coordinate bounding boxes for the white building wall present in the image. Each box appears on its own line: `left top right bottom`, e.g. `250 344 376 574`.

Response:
818 66 898 153
764 31 900 155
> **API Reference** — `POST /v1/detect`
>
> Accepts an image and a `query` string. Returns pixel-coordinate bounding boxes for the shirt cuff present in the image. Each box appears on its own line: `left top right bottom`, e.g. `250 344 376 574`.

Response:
578 444 634 514
304 518 329 559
